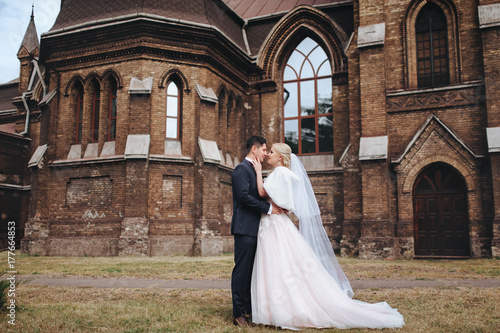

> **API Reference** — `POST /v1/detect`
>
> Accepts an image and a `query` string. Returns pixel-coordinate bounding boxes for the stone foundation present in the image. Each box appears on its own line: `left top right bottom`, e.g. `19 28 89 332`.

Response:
340 237 360 257
45 238 118 256
492 219 500 258
395 237 414 259
118 218 150 256
358 237 396 259
21 217 231 257
150 236 195 256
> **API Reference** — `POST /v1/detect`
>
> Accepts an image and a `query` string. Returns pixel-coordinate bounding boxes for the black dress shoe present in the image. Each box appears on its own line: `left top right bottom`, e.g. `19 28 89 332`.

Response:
233 316 250 327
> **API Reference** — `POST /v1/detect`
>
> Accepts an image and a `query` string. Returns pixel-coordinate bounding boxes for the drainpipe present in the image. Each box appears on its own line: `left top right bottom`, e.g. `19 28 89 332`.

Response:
19 91 32 135
32 58 47 95
19 58 46 136
242 20 251 55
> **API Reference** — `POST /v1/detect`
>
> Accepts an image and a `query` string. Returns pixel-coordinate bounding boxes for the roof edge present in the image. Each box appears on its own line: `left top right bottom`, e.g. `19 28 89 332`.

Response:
245 0 353 23
42 13 254 59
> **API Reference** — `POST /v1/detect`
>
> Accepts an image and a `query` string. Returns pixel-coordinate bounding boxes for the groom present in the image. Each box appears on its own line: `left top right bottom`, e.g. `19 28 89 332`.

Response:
231 136 282 327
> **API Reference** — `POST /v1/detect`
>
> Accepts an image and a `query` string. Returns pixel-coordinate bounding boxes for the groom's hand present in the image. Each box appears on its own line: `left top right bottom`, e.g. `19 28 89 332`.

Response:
250 157 262 173
271 203 283 215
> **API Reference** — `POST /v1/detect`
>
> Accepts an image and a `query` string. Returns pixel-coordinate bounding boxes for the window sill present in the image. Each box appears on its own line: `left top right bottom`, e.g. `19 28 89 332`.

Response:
50 155 126 167
149 154 193 164
386 81 483 97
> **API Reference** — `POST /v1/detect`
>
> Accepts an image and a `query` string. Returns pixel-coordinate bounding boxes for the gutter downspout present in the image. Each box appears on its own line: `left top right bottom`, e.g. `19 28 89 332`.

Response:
20 58 46 136
242 20 251 55
20 91 32 135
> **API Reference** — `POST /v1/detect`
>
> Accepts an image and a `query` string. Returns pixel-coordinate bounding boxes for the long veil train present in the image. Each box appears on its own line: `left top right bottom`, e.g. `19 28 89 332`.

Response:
290 154 354 298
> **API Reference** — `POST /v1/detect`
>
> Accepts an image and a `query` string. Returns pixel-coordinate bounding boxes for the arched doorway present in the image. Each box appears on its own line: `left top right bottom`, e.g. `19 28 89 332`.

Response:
413 163 470 257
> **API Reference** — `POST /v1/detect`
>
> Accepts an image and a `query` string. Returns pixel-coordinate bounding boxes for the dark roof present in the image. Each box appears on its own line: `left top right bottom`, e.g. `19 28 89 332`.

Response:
18 9 39 54
226 0 344 19
242 1 354 56
49 1 352 57
0 80 18 112
50 0 246 50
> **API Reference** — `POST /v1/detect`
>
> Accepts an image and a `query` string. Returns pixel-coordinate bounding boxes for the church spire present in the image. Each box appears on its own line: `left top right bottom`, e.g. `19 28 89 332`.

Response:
17 5 40 93
17 4 40 58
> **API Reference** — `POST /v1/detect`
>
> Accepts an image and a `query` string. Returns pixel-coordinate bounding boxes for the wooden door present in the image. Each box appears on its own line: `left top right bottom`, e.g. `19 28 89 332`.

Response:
413 164 470 257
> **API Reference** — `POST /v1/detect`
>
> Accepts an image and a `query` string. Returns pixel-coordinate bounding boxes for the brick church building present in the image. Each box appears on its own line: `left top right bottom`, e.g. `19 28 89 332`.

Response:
1 0 499 258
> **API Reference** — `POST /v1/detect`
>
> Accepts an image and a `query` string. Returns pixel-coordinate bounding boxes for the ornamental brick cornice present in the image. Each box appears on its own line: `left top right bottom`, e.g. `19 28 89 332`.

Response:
386 82 484 113
392 114 483 193
42 19 254 91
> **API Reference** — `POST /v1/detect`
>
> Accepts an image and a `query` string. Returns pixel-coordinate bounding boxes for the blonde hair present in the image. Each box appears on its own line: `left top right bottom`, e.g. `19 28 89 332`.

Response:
272 143 292 169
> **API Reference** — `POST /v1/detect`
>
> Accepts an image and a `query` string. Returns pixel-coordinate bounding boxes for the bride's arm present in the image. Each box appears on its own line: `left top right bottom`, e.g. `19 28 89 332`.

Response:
251 157 268 198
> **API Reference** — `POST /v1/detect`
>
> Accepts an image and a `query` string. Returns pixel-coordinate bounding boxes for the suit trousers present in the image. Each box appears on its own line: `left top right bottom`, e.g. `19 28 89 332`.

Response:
231 233 258 318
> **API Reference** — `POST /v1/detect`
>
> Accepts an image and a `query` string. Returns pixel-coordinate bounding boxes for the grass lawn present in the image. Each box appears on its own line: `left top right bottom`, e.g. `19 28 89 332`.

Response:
1 285 498 332
1 252 499 332
5 252 500 281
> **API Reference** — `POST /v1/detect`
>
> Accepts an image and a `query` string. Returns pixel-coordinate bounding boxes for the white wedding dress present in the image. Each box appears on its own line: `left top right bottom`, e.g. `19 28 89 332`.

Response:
251 166 404 330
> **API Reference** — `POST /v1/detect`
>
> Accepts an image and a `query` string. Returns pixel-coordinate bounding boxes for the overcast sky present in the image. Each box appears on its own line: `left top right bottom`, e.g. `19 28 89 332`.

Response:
0 0 61 84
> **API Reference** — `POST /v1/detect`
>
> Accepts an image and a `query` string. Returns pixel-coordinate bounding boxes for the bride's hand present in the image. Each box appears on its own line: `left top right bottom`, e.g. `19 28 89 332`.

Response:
251 157 262 173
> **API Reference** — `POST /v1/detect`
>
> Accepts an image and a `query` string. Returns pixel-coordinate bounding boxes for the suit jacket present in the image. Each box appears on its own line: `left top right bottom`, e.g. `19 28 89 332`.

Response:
231 159 271 237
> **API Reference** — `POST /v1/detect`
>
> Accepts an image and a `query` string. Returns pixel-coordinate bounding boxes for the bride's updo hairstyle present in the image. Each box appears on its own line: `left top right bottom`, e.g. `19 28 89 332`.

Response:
272 143 292 169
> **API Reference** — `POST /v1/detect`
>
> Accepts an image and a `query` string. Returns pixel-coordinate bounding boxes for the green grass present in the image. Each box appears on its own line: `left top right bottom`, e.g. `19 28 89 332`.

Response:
4 251 499 280
1 285 498 332
0 252 499 332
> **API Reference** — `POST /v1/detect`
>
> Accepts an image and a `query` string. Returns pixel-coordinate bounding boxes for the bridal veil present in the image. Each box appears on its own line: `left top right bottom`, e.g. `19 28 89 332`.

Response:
290 154 354 298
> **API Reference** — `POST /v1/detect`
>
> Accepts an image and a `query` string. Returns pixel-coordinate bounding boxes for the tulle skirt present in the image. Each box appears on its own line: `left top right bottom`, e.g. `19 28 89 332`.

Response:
251 213 405 330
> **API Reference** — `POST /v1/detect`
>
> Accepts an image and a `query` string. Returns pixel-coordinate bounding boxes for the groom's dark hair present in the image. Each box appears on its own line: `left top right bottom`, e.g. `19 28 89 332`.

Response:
246 136 267 154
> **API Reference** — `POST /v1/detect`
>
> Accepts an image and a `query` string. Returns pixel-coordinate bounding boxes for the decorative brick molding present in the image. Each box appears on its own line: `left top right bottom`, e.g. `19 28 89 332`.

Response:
393 114 482 194
258 5 349 80
386 82 484 113
159 68 190 93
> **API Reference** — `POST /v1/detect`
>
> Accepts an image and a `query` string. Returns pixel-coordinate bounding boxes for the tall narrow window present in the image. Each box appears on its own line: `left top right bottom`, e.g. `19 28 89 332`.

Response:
166 81 180 139
91 83 100 143
218 89 226 152
75 84 84 144
283 37 333 155
107 81 117 141
227 94 234 154
416 3 449 88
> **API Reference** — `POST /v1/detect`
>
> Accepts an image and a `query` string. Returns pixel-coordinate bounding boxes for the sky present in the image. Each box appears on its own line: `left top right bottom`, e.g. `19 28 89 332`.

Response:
0 0 61 84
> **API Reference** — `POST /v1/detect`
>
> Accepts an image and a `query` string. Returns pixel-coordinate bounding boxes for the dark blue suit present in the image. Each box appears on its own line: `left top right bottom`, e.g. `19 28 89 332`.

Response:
231 159 271 318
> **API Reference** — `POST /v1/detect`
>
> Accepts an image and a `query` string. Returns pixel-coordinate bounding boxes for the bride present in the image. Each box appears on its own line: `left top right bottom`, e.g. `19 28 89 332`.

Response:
249 143 404 330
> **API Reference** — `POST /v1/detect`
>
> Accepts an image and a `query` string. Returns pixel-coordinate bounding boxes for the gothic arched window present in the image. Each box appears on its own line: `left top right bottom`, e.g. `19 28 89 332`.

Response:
227 93 235 154
107 79 118 141
74 82 84 144
166 81 180 139
416 3 450 88
283 37 333 155
218 89 226 152
90 81 100 143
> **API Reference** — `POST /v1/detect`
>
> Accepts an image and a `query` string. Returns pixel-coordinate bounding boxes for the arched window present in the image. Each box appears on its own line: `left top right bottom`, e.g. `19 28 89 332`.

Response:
107 79 117 141
227 93 235 154
74 82 84 144
218 89 226 152
416 3 449 88
166 81 180 139
91 81 100 143
283 37 333 155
